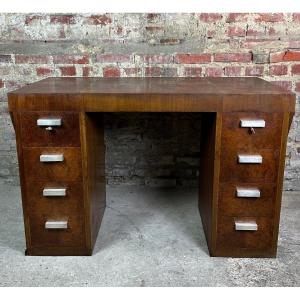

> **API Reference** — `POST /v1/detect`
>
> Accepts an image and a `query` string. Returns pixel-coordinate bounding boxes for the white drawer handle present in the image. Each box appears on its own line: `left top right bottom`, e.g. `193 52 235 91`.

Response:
43 188 66 197
236 188 260 198
37 118 62 127
238 154 262 164
235 220 258 231
40 154 64 162
45 220 68 229
240 119 265 128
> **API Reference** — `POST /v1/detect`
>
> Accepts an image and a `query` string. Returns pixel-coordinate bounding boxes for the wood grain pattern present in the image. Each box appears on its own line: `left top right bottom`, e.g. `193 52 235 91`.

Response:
7 77 296 258
220 148 280 183
216 216 274 256
221 112 283 150
25 180 84 214
80 113 106 253
22 147 82 182
20 112 80 147
198 113 222 255
218 182 276 217
28 213 85 248
8 78 295 113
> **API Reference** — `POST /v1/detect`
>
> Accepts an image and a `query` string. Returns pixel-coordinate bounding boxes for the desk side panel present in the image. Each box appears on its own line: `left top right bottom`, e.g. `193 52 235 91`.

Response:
198 113 221 254
80 113 106 253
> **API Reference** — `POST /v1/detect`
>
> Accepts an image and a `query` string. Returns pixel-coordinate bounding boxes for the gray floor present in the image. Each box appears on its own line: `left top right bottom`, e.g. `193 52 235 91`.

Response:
0 184 299 287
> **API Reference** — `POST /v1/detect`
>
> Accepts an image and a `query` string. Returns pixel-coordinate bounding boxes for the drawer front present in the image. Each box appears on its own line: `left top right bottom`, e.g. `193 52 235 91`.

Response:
221 112 283 151
23 147 82 181
220 149 279 182
28 213 85 247
25 181 84 214
20 112 80 147
217 216 273 250
218 183 276 216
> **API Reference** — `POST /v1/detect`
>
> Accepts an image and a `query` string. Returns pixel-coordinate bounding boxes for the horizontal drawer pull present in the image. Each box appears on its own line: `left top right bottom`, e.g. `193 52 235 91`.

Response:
43 188 66 197
235 220 258 231
37 118 62 127
236 188 260 198
40 154 64 162
45 220 68 229
238 154 262 164
240 119 265 128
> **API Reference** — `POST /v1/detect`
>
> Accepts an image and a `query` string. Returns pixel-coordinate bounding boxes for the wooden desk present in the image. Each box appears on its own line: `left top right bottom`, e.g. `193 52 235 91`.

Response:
8 77 295 257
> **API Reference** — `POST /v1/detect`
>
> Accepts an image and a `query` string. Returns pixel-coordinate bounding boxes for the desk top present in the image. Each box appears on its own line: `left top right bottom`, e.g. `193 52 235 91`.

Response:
9 77 293 95
8 77 295 113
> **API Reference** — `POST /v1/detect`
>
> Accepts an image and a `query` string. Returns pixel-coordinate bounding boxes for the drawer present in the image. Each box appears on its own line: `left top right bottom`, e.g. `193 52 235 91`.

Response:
218 183 276 216
20 112 80 147
221 112 283 151
28 213 85 248
217 216 273 250
220 149 279 182
25 181 84 214
23 147 82 181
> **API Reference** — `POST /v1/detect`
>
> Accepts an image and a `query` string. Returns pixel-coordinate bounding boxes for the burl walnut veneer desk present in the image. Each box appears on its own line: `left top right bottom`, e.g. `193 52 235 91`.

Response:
8 77 295 258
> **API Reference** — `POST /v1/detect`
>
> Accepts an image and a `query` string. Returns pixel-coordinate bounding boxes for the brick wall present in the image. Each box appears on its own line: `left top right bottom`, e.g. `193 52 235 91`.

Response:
0 13 299 189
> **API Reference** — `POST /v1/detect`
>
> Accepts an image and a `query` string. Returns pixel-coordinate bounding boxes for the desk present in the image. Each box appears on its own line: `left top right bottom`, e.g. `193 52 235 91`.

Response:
8 77 295 257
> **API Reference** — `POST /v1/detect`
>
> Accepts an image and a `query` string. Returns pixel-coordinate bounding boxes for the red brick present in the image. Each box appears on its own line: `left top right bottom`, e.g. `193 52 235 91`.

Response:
25 15 43 25
59 28 66 39
205 67 223 77
295 82 300 92
224 66 242 76
82 66 92 77
124 68 141 76
206 30 216 38
214 53 252 62
226 13 248 23
245 66 264 76
53 54 89 64
270 51 300 62
267 26 286 36
291 64 300 75
183 67 202 77
145 67 177 77
147 13 161 22
87 15 112 25
254 13 284 22
137 54 173 64
15 55 50 64
246 28 266 36
267 27 276 36
284 51 300 61
270 51 285 62
271 80 292 92
59 66 76 76
145 26 164 32
159 38 182 45
292 13 300 22
269 65 288 76
115 26 123 36
96 54 131 63
36 67 54 76
103 66 120 77
289 40 300 48
0 80 3 88
242 39 279 49
227 26 246 37
199 13 222 23
50 15 76 24
174 54 211 64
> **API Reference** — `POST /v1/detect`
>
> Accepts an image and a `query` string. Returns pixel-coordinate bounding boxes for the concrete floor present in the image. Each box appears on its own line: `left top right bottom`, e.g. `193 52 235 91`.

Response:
0 184 299 287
